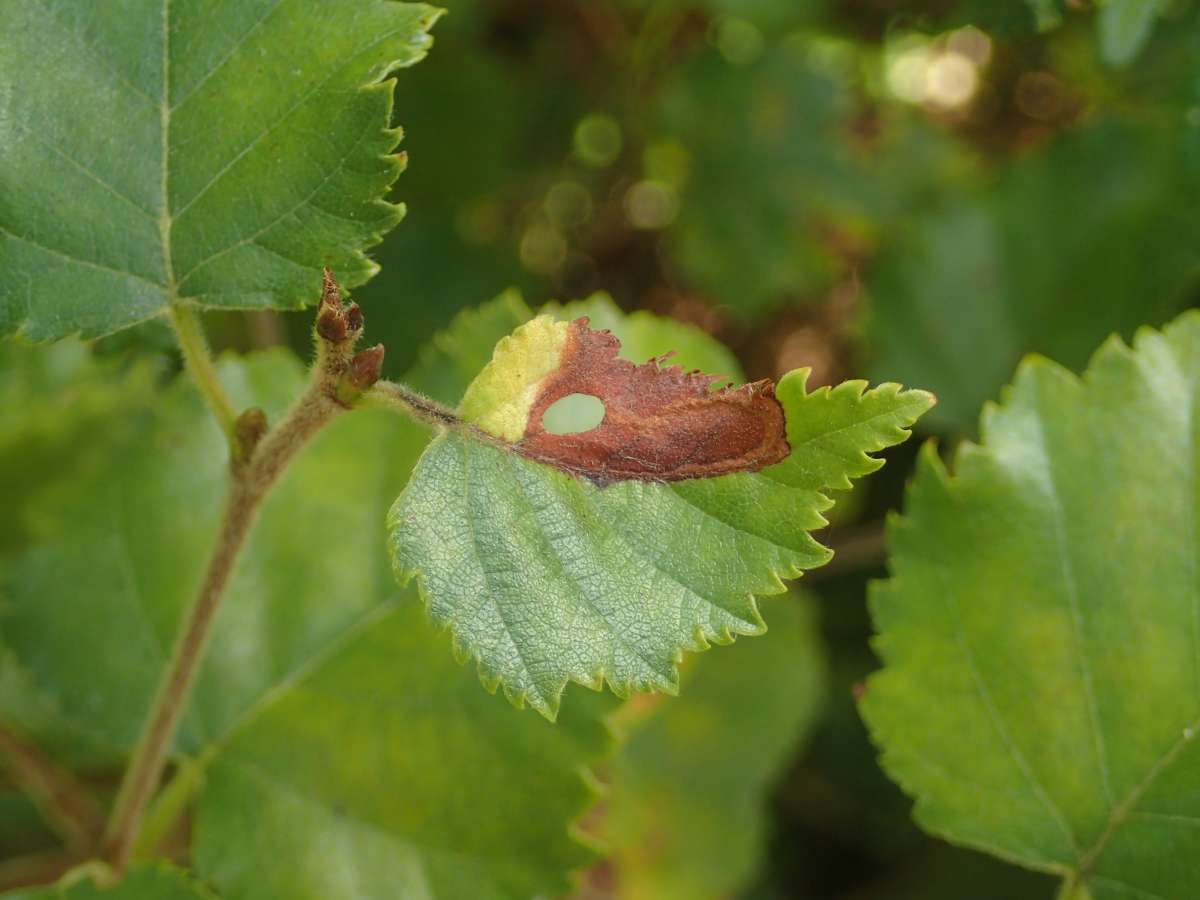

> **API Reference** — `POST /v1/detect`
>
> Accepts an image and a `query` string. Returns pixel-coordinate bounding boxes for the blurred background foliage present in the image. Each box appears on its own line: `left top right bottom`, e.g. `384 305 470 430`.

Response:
338 1 1197 895
12 0 1199 897
328 0 1196 895
325 0 1200 433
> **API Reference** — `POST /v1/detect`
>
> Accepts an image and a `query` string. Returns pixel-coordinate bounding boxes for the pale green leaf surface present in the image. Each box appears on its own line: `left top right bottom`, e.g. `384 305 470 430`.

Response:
2 350 613 898
862 312 1200 899
604 593 828 900
0 0 438 340
0 338 159 554
1099 0 1170 65
390 312 932 717
195 596 615 900
3 864 216 900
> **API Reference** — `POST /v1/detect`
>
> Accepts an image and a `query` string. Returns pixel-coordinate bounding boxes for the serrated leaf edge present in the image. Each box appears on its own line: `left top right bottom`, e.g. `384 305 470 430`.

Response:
391 372 932 720
865 310 1200 887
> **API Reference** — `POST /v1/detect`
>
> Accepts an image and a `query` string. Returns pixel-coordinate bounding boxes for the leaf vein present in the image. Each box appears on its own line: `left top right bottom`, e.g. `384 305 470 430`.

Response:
1029 389 1115 807
937 562 1083 857
0 226 166 293
176 113 376 288
501 453 673 685
459 439 543 706
167 0 287 112
15 125 157 220
171 27 406 224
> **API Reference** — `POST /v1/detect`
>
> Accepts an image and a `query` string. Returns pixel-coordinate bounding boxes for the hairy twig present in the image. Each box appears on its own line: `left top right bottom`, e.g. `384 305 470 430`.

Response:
102 272 384 872
365 379 459 428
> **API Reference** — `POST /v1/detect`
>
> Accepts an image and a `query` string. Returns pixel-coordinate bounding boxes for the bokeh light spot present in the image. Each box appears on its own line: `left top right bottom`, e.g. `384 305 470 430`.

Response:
544 181 592 229
714 17 764 66
519 224 567 273
574 114 622 168
624 180 679 230
925 52 978 109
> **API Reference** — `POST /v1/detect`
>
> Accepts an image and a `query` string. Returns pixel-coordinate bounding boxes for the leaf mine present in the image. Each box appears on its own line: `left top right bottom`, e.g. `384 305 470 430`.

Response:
463 316 790 484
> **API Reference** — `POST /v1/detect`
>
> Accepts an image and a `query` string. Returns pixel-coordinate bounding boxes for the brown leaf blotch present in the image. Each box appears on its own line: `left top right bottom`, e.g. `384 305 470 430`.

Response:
514 318 790 483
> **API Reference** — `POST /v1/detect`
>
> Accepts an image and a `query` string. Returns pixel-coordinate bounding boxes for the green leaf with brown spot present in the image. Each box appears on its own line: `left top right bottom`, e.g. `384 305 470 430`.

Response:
390 302 933 717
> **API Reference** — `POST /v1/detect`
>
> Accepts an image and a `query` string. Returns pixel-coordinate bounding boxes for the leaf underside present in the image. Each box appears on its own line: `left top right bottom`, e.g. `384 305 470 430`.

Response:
863 311 1200 899
390 296 934 717
0 0 438 340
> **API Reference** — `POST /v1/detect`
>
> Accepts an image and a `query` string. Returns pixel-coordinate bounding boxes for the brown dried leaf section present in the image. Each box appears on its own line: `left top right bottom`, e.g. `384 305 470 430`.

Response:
515 318 790 483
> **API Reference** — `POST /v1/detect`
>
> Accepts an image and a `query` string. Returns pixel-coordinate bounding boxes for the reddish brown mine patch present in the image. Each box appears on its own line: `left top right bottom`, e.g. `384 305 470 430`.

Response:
515 318 790 484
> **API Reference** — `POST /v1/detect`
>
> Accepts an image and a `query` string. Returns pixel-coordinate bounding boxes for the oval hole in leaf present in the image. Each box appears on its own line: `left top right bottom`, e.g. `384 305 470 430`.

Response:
541 393 606 435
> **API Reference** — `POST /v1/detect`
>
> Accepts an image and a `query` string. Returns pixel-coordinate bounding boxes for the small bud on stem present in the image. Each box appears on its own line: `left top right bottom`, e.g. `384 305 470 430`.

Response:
337 344 385 406
312 269 385 407
232 407 269 468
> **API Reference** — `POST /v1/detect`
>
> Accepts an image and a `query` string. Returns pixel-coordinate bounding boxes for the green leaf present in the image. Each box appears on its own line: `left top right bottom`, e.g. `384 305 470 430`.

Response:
405 289 534 405
0 339 159 555
342 8 538 373
406 290 742 408
0 0 439 340
2 352 614 897
862 311 1200 898
2 351 418 760
1025 0 1065 31
390 307 932 717
4 864 216 900
194 597 614 900
867 121 1200 431
1098 0 1170 66
603 592 828 900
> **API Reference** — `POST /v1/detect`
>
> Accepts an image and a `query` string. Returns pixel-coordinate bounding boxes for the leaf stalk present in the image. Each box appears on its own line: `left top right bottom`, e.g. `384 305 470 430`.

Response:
366 379 459 428
167 304 240 445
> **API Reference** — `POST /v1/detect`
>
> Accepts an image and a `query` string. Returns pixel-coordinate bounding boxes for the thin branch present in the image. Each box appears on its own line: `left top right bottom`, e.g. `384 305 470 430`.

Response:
102 272 382 872
0 728 105 854
168 304 239 443
365 380 459 428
